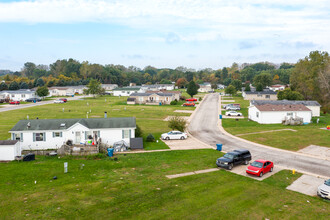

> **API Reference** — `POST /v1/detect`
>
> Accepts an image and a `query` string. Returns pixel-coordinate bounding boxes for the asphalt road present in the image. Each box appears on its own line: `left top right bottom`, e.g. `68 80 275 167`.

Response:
0 96 87 113
188 93 330 178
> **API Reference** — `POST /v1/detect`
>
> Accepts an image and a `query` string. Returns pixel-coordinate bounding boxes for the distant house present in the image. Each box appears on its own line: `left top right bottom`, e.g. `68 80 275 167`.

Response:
128 93 175 105
198 83 213 93
140 84 175 92
0 89 38 101
0 140 21 161
217 84 225 89
49 86 87 96
242 90 277 100
9 117 136 150
250 100 321 117
269 84 286 91
248 104 312 124
146 90 181 101
101 84 118 91
112 87 141 96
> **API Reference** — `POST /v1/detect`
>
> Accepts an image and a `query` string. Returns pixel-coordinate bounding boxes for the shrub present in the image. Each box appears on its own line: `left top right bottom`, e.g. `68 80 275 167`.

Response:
135 125 143 137
170 100 178 105
199 97 202 101
180 96 186 101
168 116 187 132
146 134 155 142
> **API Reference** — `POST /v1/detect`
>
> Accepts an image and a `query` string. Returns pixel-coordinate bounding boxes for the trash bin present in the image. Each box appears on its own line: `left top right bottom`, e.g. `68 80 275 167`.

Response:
159 102 162 106
107 148 114 157
216 144 222 151
219 115 222 119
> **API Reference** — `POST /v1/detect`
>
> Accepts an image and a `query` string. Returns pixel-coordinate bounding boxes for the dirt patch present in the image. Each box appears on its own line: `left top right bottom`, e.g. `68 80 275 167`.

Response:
221 100 235 102
174 110 194 113
163 116 190 121
236 129 297 137
90 115 101 118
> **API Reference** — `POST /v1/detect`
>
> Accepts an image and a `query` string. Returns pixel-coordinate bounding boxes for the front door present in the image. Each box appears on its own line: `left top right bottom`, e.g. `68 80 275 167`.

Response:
75 131 81 144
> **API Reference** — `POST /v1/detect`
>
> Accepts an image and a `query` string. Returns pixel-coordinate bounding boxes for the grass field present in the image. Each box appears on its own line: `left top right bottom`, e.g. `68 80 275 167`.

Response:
0 95 195 150
0 150 329 219
221 96 330 151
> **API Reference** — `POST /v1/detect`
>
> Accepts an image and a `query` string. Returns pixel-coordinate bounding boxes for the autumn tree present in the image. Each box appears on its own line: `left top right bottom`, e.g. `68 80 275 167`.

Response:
176 78 188 88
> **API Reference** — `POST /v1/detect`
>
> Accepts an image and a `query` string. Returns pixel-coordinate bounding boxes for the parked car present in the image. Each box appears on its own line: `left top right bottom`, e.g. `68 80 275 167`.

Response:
317 179 330 199
60 98 68 102
9 101 20 105
161 131 187 140
26 98 42 102
216 149 251 170
183 102 195 107
225 111 242 116
54 99 65 103
224 103 240 110
186 98 197 102
246 160 274 177
226 106 241 111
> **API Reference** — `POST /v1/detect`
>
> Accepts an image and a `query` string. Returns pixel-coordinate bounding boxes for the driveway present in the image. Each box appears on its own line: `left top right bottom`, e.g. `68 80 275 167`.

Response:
188 93 330 178
0 95 88 113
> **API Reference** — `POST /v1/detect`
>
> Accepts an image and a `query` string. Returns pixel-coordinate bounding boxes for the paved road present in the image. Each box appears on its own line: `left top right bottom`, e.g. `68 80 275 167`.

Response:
0 96 87 113
188 93 330 178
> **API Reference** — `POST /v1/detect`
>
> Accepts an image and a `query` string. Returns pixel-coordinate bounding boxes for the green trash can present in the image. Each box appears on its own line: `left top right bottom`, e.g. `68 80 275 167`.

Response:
216 144 222 151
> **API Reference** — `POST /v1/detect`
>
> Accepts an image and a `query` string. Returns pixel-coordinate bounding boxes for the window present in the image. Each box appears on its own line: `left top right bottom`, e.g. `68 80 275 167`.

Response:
122 130 131 139
265 95 270 99
256 112 259 118
22 94 26 98
53 132 62 137
34 132 45 142
257 93 262 97
139 97 143 101
12 133 23 141
287 112 293 116
11 94 15 97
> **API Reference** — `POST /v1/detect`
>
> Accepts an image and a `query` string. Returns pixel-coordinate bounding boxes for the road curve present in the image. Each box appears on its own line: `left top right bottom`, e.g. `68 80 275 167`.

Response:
189 93 330 178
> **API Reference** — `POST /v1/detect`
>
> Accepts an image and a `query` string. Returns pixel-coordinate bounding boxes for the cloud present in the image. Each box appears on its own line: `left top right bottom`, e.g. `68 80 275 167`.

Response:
239 41 260 49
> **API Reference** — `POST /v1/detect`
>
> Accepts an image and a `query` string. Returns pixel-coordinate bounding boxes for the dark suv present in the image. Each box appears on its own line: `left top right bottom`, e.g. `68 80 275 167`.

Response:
216 149 251 170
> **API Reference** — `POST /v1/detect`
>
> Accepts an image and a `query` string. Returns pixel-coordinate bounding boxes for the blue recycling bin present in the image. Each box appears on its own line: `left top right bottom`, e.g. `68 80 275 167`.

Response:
107 148 114 157
216 144 222 151
219 115 222 119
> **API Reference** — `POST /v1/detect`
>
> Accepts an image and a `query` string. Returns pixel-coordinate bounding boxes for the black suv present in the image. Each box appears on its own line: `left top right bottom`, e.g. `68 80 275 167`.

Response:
216 149 251 170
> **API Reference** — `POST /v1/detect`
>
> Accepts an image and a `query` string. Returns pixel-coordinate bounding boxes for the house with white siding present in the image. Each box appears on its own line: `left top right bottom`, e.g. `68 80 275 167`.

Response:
128 92 175 105
250 100 321 117
9 117 136 150
112 87 141 96
0 90 38 101
248 104 312 124
242 90 278 100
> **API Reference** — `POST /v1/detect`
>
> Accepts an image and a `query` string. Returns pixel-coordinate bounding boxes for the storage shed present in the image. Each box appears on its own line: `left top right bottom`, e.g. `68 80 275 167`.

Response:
0 140 21 161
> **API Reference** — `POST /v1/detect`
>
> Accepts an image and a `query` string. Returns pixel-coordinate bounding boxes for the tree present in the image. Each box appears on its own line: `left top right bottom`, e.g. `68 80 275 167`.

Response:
135 125 143 137
47 80 55 87
278 88 304 100
0 82 8 91
9 81 19 90
211 83 218 90
168 116 187 132
225 85 236 95
256 83 263 91
36 78 45 87
186 81 198 97
223 78 232 86
20 82 29 89
253 72 272 88
84 79 102 98
176 78 187 88
159 79 172 84
230 79 242 91
245 83 251 92
36 86 49 98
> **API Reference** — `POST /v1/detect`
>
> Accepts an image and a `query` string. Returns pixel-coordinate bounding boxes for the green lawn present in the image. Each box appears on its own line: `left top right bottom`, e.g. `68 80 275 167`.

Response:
0 150 328 219
221 96 330 151
0 96 191 149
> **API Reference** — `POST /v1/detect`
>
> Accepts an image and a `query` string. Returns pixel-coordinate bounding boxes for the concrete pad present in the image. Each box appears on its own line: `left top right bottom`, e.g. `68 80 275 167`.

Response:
174 110 194 113
162 137 212 150
222 116 245 119
226 165 284 181
286 174 326 196
297 145 330 160
194 168 218 174
166 168 219 179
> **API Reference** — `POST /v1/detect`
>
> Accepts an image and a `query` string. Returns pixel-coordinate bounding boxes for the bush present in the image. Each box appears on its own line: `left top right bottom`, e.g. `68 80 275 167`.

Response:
168 116 187 132
146 134 155 142
180 96 186 101
199 97 202 101
170 100 178 105
135 125 143 137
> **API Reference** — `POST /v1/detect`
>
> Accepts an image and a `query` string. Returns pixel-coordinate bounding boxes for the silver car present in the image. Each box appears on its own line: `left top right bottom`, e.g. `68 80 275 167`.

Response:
317 179 330 199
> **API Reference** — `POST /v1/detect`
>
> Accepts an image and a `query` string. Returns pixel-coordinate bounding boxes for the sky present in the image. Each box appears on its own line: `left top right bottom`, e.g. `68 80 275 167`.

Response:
0 0 329 71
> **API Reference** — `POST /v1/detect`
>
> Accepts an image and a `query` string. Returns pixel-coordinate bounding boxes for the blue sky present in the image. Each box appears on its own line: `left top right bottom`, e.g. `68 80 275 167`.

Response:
0 0 329 71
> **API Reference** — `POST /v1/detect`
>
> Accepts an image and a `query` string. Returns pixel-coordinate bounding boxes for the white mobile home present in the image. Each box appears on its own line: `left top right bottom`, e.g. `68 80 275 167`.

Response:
9 117 136 150
0 90 37 101
248 104 312 124
112 87 141 96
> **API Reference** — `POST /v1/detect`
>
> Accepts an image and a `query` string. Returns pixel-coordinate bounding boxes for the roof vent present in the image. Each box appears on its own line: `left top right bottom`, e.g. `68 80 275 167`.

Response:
27 122 31 128
60 123 66 127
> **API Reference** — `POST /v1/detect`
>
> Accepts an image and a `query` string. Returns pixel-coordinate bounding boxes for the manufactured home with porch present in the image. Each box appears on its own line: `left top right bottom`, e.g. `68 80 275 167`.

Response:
9 117 136 150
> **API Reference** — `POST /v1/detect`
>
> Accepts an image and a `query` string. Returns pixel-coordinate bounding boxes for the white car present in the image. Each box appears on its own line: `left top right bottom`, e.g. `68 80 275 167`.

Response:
54 99 65 103
225 111 242 116
317 179 330 199
161 131 187 140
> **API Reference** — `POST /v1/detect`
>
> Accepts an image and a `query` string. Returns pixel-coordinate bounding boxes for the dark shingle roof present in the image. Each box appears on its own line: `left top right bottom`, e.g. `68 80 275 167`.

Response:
244 91 277 95
113 87 140 91
10 117 136 132
251 100 321 107
130 93 173 97
0 140 19 145
254 104 311 112
127 98 136 101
